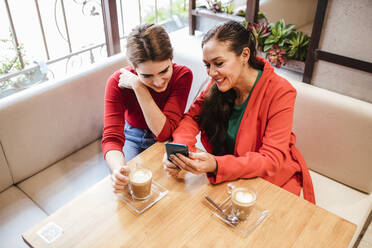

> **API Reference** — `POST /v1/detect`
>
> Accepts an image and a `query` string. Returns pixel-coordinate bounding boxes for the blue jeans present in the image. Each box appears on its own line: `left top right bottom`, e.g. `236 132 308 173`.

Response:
123 122 156 161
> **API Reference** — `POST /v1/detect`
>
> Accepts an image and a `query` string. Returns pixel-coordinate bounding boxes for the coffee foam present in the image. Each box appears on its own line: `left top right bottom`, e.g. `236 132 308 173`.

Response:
131 170 151 183
235 191 254 204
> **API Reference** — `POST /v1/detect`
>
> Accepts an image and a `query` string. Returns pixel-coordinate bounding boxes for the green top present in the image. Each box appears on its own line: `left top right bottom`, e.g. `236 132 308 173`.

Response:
226 69 262 154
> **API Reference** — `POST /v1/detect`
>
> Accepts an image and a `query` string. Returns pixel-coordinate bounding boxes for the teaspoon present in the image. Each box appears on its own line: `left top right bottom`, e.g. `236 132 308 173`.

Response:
205 195 239 225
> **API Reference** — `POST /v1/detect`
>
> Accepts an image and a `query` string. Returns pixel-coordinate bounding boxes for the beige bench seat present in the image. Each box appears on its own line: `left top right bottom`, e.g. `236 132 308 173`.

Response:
310 170 372 246
293 80 372 247
0 187 47 247
17 140 109 215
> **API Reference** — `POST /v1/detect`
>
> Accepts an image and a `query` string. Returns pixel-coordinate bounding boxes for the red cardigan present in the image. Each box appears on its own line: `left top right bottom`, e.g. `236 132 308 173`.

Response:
172 58 315 204
102 63 193 158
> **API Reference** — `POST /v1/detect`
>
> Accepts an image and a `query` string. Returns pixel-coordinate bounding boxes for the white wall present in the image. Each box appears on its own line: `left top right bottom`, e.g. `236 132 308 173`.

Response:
233 0 317 28
312 0 372 103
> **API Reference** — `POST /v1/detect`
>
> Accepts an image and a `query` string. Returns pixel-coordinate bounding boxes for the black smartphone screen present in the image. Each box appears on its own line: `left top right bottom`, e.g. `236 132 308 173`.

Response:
165 143 189 161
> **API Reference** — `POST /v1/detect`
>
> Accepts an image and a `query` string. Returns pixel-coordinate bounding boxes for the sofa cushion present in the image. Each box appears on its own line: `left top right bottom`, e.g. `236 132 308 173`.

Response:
310 170 372 248
0 54 127 184
0 144 13 192
17 139 109 215
0 186 47 247
292 80 372 194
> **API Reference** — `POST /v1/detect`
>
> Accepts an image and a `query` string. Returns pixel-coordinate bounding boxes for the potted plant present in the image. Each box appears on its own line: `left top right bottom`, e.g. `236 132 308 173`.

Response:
263 19 295 53
247 18 310 71
203 0 234 14
247 22 270 51
287 31 310 61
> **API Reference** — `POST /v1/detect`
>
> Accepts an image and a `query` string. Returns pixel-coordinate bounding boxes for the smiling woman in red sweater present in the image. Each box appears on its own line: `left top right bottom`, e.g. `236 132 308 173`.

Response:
163 21 315 203
102 23 192 194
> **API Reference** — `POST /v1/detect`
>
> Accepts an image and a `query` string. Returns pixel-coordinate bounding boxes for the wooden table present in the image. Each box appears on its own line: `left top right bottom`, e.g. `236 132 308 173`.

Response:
23 142 356 248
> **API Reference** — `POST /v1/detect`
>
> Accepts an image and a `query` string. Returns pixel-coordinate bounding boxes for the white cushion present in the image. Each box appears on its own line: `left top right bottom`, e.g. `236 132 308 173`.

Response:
0 146 12 192
291 80 372 193
17 139 110 214
0 186 47 247
310 170 372 248
0 54 127 184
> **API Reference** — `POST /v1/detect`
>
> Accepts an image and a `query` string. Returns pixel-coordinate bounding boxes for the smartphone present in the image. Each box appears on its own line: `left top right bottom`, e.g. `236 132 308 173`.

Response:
165 143 189 162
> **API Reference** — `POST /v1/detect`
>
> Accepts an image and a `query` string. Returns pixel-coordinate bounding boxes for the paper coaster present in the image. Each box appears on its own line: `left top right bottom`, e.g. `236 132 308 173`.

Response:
36 222 63 244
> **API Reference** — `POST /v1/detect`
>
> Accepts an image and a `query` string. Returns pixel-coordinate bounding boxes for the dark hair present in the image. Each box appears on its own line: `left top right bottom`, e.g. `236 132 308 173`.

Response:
126 23 173 67
198 21 263 155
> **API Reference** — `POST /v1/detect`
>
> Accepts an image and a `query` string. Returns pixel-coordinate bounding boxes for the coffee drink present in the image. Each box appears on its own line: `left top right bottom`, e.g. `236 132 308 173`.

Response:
231 187 257 220
129 168 152 200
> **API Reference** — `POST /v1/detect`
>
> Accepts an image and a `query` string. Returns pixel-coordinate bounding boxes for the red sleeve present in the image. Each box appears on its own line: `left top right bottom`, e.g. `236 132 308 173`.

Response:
172 80 214 151
208 86 297 184
155 66 193 141
101 71 126 158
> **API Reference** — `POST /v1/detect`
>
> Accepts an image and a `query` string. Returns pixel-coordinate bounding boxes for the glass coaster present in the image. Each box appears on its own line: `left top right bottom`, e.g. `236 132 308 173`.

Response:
212 195 269 236
117 180 168 214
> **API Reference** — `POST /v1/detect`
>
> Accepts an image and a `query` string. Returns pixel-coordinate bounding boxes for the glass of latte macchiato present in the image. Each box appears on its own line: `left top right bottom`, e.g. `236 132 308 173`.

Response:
231 187 257 220
128 167 152 201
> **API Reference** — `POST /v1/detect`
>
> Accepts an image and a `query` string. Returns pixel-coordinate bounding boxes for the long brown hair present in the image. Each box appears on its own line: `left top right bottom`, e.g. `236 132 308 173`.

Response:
198 21 263 155
126 23 173 67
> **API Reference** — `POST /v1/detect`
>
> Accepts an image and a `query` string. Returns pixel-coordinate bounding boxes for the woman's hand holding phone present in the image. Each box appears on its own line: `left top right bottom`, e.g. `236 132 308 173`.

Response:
162 153 181 178
162 142 217 176
169 151 217 175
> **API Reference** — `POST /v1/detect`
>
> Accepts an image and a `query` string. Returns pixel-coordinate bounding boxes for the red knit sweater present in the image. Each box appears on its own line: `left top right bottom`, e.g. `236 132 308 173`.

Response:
101 63 193 157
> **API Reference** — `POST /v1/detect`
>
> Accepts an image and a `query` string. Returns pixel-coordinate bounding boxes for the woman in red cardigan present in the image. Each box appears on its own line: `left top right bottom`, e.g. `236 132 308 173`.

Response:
163 21 315 203
102 23 192 194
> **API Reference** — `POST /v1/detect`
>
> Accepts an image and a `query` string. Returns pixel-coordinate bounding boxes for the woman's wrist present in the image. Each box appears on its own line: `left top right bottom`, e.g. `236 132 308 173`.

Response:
132 79 145 91
105 150 126 173
210 158 218 174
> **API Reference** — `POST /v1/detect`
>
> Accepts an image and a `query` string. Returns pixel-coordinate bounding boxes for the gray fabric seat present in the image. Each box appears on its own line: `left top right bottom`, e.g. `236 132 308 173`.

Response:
0 187 47 247
18 140 110 215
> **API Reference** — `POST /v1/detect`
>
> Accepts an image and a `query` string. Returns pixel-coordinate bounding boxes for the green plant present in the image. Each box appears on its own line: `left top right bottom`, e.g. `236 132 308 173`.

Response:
145 8 169 23
247 22 270 50
204 0 233 13
287 31 310 61
263 19 295 52
236 9 245 17
235 10 267 24
256 11 268 24
244 17 309 67
1 30 30 94
144 0 188 23
223 2 234 14
0 31 28 75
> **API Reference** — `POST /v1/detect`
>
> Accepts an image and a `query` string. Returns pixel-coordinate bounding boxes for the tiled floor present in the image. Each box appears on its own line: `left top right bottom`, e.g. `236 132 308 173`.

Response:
170 27 372 248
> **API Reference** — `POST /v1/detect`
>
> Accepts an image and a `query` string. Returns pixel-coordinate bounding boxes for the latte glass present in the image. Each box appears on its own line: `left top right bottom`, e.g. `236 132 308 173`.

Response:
231 187 257 220
128 167 152 200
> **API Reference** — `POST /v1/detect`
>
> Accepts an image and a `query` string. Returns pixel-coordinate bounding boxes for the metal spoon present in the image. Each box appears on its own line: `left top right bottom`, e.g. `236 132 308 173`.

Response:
205 195 239 225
